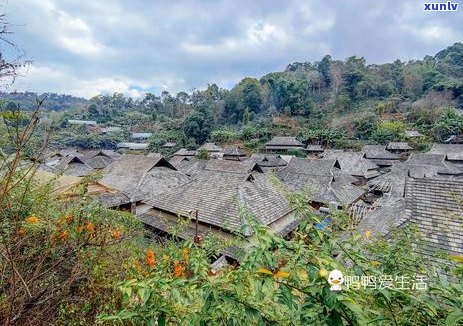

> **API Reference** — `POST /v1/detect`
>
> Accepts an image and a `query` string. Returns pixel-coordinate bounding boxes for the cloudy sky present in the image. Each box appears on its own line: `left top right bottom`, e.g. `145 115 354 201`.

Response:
2 0 462 98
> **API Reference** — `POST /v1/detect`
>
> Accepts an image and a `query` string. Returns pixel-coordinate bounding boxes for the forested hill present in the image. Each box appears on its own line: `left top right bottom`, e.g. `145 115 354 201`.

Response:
0 91 88 111
3 43 463 149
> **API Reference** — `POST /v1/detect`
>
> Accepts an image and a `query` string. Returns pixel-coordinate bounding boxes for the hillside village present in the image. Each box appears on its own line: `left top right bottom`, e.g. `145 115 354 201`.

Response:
33 136 463 269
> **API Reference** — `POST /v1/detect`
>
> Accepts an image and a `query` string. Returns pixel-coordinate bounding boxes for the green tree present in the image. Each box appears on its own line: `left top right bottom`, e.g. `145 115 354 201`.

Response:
183 104 214 144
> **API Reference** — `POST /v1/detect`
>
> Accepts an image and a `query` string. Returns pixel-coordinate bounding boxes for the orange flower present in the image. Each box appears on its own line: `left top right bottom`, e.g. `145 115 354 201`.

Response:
173 260 185 278
85 222 95 233
76 226 83 233
18 227 25 236
146 249 155 267
26 215 39 224
59 231 69 240
182 248 189 261
112 230 122 240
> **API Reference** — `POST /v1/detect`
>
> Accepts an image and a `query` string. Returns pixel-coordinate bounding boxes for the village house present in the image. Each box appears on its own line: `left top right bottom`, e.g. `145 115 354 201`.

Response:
161 142 177 149
222 146 247 161
248 154 288 172
368 152 463 201
363 144 402 168
275 157 365 210
406 153 463 178
386 141 413 154
198 142 223 153
33 170 133 211
173 148 197 157
402 177 463 264
322 150 380 184
117 142 150 151
100 154 190 213
428 144 463 165
68 119 97 126
81 150 121 170
131 132 153 141
39 155 94 177
264 136 304 153
304 144 325 157
139 167 300 260
404 130 424 139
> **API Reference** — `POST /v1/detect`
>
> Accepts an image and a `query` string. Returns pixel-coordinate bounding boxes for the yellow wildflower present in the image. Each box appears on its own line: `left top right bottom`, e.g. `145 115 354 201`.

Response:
26 215 39 224
319 269 329 277
365 230 372 239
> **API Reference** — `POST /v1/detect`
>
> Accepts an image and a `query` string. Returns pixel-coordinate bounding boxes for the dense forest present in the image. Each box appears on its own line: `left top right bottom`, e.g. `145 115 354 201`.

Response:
1 43 462 153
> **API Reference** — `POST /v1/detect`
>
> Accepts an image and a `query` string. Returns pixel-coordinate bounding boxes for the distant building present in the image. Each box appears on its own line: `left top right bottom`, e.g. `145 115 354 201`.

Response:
198 142 223 153
304 144 324 156
222 146 246 161
322 150 380 182
131 133 153 141
117 142 149 150
248 154 288 172
81 150 120 169
363 145 401 167
40 155 94 177
68 119 97 126
264 136 304 153
386 142 413 153
161 142 177 149
404 130 424 138
173 148 197 157
100 126 122 133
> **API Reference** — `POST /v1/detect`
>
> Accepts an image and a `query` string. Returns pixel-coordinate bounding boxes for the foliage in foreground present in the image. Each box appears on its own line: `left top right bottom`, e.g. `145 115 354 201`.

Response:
99 217 463 326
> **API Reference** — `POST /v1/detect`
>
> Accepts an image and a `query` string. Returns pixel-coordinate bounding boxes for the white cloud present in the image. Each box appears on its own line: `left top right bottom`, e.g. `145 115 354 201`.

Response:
3 0 462 98
14 65 143 98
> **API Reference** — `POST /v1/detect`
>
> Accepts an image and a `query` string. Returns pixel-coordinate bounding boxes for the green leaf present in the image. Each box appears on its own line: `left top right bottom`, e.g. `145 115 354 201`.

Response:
446 310 463 326
326 310 344 326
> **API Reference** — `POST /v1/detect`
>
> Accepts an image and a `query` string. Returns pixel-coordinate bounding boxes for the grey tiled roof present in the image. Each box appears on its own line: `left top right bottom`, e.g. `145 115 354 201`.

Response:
169 156 192 166
249 154 288 168
407 153 463 176
363 145 401 160
275 158 364 206
82 150 118 169
356 197 406 236
198 142 223 152
405 130 424 138
223 146 246 157
404 177 463 257
173 148 197 156
386 142 413 150
100 154 188 201
428 144 463 161
131 132 153 139
305 144 324 152
265 137 304 148
53 156 94 177
145 170 293 234
322 150 380 179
